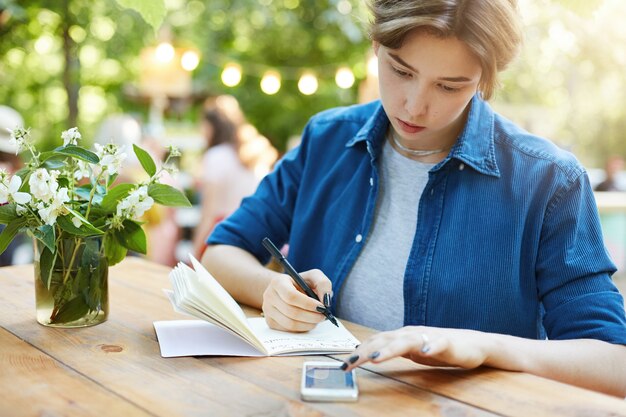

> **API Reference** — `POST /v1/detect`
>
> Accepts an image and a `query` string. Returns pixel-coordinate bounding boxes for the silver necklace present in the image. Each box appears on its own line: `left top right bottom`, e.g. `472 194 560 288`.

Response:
388 129 448 157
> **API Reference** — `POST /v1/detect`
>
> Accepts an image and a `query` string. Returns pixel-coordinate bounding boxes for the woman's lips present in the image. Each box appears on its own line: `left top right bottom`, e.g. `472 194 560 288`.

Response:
397 118 425 134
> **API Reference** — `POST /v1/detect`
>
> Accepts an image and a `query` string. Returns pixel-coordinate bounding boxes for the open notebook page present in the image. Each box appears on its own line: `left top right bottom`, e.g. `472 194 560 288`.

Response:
248 318 360 355
170 257 265 352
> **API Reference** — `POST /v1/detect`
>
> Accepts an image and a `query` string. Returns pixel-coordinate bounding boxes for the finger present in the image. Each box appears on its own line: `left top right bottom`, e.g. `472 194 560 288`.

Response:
341 334 395 371
264 304 318 332
263 284 325 325
300 269 333 302
272 297 327 324
275 275 325 312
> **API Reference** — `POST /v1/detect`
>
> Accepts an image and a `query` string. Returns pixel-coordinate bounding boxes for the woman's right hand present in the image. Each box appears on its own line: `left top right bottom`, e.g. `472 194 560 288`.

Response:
262 269 333 332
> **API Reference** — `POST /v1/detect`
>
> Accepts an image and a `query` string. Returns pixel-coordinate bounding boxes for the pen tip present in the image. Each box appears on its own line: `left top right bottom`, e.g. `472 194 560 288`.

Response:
329 315 339 327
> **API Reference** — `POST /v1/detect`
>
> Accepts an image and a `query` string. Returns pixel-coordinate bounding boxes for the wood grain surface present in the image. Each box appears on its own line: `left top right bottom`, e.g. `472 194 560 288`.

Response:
1 257 624 417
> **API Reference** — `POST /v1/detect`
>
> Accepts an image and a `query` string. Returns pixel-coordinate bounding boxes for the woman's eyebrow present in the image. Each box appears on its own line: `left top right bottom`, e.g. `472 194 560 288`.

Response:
388 52 473 82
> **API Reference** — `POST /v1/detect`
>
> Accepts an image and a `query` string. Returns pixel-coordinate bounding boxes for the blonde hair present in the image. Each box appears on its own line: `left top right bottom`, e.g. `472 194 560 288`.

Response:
368 0 522 100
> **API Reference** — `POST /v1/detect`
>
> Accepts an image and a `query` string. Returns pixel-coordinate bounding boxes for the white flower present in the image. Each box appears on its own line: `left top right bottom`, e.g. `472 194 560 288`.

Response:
36 187 70 225
163 164 178 175
37 203 57 226
115 185 154 221
61 127 81 146
0 175 31 205
28 168 59 202
95 143 127 176
71 216 83 228
8 127 30 154
74 160 91 181
167 145 181 157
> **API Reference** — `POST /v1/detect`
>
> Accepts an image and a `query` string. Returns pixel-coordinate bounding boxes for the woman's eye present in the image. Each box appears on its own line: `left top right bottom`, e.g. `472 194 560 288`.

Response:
439 84 460 93
391 66 411 78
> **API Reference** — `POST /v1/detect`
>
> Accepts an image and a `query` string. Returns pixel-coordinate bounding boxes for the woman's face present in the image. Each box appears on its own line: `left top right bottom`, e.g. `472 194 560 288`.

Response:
375 29 482 148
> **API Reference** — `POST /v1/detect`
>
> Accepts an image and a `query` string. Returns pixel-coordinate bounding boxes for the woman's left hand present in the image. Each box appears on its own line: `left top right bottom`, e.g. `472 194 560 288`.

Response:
341 326 492 371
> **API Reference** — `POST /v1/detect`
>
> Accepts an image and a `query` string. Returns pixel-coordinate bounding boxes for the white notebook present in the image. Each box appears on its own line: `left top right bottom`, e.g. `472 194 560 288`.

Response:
154 256 359 357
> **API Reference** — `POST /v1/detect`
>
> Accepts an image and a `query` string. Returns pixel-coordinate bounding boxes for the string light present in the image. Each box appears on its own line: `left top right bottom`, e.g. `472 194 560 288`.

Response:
298 72 318 95
213 53 364 95
155 42 175 63
260 70 281 95
335 67 355 89
221 63 242 87
181 50 200 71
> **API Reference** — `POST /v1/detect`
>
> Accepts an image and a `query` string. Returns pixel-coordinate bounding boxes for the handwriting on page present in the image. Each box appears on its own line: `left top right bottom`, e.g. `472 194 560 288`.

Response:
263 337 356 352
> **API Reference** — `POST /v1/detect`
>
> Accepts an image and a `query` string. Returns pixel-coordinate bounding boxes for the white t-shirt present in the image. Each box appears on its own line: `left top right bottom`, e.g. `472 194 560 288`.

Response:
200 143 259 220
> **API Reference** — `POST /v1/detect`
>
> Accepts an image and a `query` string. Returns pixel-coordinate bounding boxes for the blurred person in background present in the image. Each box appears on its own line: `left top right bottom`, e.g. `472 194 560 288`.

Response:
595 155 624 192
192 95 277 259
0 105 27 265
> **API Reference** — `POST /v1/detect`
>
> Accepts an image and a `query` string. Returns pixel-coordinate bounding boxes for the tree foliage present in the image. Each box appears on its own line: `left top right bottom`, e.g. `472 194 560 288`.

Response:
0 0 625 164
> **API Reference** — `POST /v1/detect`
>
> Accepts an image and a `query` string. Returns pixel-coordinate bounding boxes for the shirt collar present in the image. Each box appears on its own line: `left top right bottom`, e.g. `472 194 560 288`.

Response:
346 96 500 177
449 95 500 177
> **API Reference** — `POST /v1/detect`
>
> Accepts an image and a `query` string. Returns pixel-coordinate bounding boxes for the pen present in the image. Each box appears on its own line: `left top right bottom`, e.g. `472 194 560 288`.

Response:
262 237 339 327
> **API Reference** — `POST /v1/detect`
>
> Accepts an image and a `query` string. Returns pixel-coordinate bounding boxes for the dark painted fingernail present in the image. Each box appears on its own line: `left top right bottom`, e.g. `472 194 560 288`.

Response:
369 351 380 359
348 355 359 364
316 306 327 314
323 293 331 307
340 362 348 370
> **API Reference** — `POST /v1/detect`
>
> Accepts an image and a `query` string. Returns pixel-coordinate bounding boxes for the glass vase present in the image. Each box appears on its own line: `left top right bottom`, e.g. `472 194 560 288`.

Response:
33 235 109 327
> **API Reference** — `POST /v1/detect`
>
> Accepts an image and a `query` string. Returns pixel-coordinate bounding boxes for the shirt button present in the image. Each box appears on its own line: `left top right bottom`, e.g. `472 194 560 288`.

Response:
369 177 373 186
355 234 363 243
459 163 465 171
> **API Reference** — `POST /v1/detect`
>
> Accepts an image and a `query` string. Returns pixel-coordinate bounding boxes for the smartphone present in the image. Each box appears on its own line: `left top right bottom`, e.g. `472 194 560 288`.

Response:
300 361 358 402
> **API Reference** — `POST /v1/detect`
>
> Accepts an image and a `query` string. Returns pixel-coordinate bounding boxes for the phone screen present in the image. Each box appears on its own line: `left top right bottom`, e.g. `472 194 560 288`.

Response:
304 366 355 389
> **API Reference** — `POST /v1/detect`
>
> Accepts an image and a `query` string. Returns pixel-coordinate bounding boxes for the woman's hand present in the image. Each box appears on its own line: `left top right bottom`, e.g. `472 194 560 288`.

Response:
262 269 333 332
342 326 491 371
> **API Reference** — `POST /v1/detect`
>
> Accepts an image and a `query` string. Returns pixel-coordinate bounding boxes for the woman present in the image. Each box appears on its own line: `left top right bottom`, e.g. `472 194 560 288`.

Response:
202 0 626 396
193 96 278 258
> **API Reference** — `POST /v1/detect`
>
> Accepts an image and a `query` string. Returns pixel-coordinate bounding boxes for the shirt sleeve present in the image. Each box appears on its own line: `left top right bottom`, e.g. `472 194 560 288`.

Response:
207 123 313 264
537 171 626 344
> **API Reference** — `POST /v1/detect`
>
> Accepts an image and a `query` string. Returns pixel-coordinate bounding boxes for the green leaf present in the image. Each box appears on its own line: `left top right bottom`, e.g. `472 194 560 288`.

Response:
0 204 18 224
38 246 57 290
51 296 90 324
104 233 127 266
133 144 157 177
115 220 147 254
33 225 56 253
57 214 104 237
101 183 134 211
74 185 103 205
114 0 166 32
54 145 100 164
15 167 30 183
74 186 91 200
107 173 119 188
0 217 27 255
148 183 192 207
45 161 67 170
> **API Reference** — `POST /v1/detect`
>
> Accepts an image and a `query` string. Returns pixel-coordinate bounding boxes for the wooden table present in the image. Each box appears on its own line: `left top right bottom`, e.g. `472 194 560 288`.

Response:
2 258 625 417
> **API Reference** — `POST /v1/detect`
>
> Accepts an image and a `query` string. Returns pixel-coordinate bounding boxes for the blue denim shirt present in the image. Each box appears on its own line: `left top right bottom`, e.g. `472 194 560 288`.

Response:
209 96 626 344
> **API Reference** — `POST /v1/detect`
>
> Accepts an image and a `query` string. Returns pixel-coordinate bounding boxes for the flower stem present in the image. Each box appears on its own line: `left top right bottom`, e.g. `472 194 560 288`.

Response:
62 237 82 285
85 171 105 220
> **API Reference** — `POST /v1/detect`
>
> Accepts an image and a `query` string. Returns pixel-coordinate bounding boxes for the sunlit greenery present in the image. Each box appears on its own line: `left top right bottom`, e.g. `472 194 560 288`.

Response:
0 0 624 165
